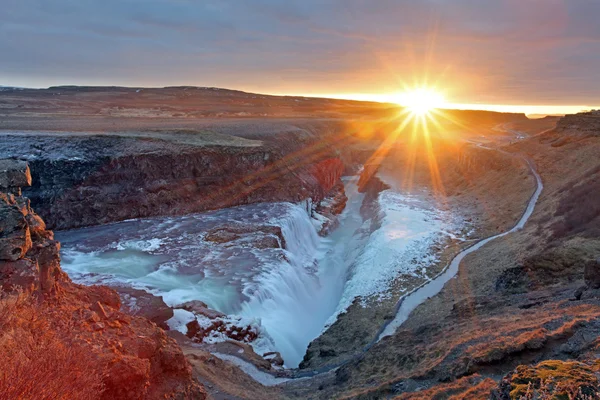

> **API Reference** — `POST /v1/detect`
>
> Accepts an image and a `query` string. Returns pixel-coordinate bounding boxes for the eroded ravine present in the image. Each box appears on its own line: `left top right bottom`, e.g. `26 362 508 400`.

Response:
55 140 543 386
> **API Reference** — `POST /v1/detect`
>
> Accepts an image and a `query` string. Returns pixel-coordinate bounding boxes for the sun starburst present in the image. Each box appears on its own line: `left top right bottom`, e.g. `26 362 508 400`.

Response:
394 88 446 116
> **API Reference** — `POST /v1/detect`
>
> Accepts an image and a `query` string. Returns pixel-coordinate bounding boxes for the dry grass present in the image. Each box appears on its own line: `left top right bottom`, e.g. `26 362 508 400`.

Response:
333 302 600 400
394 375 496 399
0 291 105 400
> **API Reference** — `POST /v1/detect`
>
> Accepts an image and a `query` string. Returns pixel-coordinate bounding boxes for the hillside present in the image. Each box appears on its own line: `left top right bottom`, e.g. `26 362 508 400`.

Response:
297 113 600 399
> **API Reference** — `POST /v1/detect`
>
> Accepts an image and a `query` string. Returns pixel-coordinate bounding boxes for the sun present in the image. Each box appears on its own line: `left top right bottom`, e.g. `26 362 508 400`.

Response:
395 88 446 115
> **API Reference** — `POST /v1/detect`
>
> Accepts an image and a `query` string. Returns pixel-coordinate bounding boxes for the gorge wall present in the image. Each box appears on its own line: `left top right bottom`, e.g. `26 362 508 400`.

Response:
1 130 345 230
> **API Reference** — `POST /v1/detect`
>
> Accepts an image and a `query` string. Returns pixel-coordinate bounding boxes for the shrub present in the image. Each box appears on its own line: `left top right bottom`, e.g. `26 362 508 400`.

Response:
510 360 600 399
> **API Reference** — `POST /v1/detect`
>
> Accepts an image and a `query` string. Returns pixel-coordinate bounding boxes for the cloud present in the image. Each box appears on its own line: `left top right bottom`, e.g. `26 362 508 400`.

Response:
1 0 599 105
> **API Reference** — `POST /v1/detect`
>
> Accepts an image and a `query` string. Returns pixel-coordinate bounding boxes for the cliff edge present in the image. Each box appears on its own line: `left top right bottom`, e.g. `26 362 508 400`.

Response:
0 159 206 400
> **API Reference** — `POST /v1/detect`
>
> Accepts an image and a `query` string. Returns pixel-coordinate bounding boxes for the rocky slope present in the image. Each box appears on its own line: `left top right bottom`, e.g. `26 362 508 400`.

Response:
0 160 206 399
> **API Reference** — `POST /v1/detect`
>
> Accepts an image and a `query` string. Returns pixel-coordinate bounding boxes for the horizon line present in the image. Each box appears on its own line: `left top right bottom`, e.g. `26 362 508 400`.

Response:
2 84 597 117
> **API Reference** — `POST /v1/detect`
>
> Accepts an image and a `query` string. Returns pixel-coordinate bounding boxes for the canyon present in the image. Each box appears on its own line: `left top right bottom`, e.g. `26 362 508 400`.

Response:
1 87 599 399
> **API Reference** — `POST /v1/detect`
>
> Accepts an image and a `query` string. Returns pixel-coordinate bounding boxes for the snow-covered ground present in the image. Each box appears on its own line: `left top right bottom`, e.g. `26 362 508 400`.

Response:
378 158 543 340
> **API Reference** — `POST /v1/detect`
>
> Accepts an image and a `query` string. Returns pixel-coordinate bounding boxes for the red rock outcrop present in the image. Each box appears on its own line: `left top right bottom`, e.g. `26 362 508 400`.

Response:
0 160 206 399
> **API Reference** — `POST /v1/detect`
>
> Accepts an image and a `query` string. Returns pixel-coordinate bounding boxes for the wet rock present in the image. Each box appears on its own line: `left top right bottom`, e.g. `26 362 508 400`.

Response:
186 320 201 339
114 287 174 330
182 310 259 344
314 180 348 235
204 224 286 249
176 300 226 319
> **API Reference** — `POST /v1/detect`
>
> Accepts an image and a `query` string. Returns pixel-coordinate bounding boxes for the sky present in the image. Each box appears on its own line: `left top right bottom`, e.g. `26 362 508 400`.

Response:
2 0 600 113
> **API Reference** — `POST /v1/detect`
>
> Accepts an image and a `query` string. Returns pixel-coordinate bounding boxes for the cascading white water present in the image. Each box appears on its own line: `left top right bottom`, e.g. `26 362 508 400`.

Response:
238 178 371 366
239 204 322 366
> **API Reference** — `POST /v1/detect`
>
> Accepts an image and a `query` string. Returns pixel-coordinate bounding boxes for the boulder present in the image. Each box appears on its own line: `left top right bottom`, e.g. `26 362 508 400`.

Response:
114 287 174 330
204 224 286 249
176 300 226 319
0 159 31 189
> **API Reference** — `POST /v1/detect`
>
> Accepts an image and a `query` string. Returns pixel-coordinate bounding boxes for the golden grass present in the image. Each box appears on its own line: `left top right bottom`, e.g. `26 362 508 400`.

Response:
394 375 496 399
0 291 105 400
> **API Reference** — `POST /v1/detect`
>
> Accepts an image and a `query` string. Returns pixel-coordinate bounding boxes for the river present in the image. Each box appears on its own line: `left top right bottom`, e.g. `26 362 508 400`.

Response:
57 176 464 367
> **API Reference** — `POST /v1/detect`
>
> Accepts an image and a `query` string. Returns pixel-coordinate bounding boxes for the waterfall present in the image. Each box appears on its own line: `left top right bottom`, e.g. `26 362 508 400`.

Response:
237 179 369 368
239 203 323 367
57 173 462 370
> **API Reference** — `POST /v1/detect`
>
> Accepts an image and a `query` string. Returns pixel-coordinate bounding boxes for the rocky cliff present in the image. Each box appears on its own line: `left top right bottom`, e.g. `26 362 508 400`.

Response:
554 111 600 137
2 130 344 230
0 159 206 399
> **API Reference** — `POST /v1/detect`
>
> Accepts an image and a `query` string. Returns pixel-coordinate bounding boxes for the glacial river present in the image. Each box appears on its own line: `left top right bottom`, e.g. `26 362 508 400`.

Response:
58 176 463 367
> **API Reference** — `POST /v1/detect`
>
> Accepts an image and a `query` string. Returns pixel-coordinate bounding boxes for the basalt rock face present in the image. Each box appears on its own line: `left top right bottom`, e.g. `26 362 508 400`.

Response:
314 181 348 235
554 111 600 137
2 133 344 230
0 136 344 229
0 160 206 400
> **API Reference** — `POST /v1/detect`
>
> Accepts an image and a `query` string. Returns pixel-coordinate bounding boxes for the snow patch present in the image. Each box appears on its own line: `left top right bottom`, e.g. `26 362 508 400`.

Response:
166 309 196 334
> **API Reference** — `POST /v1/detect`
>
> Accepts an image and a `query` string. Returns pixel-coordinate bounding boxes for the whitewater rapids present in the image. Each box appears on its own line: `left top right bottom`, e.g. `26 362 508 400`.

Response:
58 177 464 367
